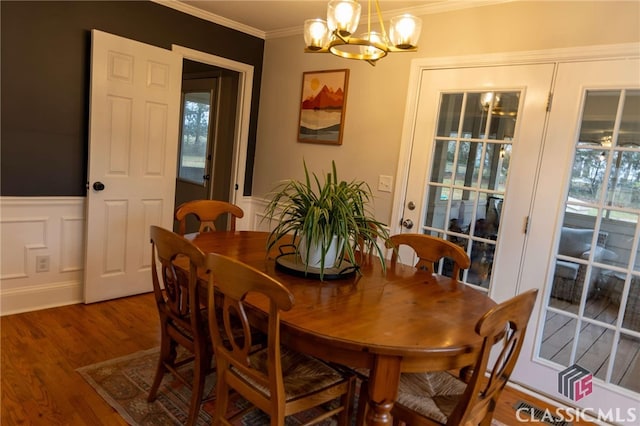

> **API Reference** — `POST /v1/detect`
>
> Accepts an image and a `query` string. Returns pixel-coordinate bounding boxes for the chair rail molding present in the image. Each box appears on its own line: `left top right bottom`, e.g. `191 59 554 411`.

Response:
0 196 270 315
0 197 85 315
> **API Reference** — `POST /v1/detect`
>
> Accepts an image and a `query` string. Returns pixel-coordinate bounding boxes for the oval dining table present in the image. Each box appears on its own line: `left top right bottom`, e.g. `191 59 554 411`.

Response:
186 230 496 426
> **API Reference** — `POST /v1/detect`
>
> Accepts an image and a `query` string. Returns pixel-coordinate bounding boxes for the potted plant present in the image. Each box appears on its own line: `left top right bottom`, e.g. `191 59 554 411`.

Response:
263 160 391 279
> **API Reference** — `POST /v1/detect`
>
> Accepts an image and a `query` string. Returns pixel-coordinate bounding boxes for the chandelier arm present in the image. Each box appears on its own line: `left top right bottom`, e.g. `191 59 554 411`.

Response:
374 0 389 42
367 0 371 35
335 30 350 44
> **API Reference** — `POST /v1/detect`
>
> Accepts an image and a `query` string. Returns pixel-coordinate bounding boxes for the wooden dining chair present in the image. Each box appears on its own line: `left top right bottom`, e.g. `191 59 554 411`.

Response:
387 233 471 278
175 199 244 235
357 289 539 426
206 252 356 426
148 225 214 426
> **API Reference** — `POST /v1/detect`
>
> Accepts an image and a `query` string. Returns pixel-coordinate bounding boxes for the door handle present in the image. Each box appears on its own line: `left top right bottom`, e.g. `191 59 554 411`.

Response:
402 219 414 229
92 181 105 191
203 174 211 181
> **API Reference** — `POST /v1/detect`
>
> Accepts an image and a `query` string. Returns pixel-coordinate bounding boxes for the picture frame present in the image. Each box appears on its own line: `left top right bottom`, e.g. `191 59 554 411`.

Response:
297 69 349 145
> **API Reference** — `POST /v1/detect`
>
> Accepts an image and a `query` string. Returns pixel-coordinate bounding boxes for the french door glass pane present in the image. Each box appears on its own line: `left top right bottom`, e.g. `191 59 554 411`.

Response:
178 91 211 184
436 94 462 137
568 148 605 204
578 91 619 145
540 313 577 366
542 89 640 394
613 334 640 392
576 324 614 381
619 90 640 145
424 91 519 289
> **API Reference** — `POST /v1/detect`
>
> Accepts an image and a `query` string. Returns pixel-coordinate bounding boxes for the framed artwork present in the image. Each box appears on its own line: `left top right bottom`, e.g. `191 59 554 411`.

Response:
298 69 349 145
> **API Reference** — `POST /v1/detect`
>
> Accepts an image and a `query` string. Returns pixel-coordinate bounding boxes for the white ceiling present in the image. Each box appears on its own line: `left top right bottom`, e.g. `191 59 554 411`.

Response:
160 1 503 38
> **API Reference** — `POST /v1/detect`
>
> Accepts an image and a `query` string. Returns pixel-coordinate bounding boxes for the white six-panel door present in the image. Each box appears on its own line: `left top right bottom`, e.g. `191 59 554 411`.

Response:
84 30 182 303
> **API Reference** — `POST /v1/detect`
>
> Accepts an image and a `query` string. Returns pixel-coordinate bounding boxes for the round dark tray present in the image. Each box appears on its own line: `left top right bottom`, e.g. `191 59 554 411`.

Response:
275 253 357 280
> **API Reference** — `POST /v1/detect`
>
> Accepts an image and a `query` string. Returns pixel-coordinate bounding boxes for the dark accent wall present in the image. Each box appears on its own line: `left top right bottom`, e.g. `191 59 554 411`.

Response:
0 1 263 196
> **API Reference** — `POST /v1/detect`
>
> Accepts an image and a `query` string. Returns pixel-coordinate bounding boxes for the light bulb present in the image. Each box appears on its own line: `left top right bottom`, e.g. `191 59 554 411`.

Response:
389 14 422 49
304 19 329 50
327 0 361 37
360 31 385 58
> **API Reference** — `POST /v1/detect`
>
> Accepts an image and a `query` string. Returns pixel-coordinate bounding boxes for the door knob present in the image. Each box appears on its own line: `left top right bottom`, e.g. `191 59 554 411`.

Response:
92 181 105 191
402 219 414 229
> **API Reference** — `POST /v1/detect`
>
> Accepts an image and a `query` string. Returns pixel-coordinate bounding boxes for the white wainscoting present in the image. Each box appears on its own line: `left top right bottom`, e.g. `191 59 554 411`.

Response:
1 197 85 315
0 196 271 315
244 197 273 232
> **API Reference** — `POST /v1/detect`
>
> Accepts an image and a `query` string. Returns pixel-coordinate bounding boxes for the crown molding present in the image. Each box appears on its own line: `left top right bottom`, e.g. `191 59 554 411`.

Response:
151 0 267 39
152 0 514 40
268 0 514 39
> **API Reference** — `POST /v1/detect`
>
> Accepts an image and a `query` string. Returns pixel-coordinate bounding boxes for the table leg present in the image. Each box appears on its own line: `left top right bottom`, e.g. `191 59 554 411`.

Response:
365 355 402 426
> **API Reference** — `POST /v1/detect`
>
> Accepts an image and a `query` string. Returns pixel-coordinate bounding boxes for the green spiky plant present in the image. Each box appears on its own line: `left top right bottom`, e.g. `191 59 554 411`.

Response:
263 160 390 279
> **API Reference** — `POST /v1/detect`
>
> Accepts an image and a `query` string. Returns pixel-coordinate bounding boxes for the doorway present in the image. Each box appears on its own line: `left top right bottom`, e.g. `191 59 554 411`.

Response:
174 60 239 233
171 44 255 230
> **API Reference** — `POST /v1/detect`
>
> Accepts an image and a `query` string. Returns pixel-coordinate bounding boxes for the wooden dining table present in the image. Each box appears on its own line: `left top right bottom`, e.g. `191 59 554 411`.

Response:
187 230 496 426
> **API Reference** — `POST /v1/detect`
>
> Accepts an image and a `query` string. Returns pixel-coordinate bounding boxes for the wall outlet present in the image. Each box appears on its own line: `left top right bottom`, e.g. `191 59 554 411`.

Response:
36 255 50 273
378 175 393 193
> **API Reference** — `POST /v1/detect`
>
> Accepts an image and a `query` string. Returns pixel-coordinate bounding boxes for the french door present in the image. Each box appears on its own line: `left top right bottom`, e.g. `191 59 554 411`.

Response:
518 58 640 420
397 64 554 302
395 55 639 420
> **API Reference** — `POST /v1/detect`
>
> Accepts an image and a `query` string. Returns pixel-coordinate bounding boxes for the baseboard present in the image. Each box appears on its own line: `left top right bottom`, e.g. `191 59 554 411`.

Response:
0 280 83 316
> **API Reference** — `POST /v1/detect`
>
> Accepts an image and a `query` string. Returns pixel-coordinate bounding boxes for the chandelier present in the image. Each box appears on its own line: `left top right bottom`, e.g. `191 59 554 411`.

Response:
303 0 423 66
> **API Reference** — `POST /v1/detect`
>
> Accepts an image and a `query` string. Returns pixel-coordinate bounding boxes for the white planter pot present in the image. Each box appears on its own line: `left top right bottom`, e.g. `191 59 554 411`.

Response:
298 235 343 269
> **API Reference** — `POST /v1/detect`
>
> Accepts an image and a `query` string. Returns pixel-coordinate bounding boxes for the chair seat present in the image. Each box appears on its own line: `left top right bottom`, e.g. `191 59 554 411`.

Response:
395 371 466 424
232 345 348 400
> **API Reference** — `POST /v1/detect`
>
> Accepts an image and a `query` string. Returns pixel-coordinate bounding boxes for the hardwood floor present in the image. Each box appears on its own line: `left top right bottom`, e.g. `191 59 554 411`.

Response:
1 293 594 425
1 294 160 425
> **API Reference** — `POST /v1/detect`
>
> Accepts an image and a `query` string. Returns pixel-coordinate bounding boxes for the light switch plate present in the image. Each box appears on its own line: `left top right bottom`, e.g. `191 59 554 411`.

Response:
378 175 393 193
36 255 50 272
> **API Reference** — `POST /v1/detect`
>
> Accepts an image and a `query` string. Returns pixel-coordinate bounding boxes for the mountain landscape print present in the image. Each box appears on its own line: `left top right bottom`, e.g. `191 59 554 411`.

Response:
298 69 349 145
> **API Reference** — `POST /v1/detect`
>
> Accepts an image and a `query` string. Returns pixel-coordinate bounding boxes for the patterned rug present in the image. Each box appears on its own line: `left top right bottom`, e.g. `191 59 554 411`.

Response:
77 347 346 425
77 348 508 426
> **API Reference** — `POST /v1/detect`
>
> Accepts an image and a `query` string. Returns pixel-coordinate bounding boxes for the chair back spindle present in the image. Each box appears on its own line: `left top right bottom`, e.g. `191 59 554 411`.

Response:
175 199 244 235
387 233 471 278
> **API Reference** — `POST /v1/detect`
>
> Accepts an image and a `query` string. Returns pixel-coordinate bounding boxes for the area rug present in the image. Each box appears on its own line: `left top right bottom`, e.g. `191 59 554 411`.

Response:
78 347 348 425
77 348 508 426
